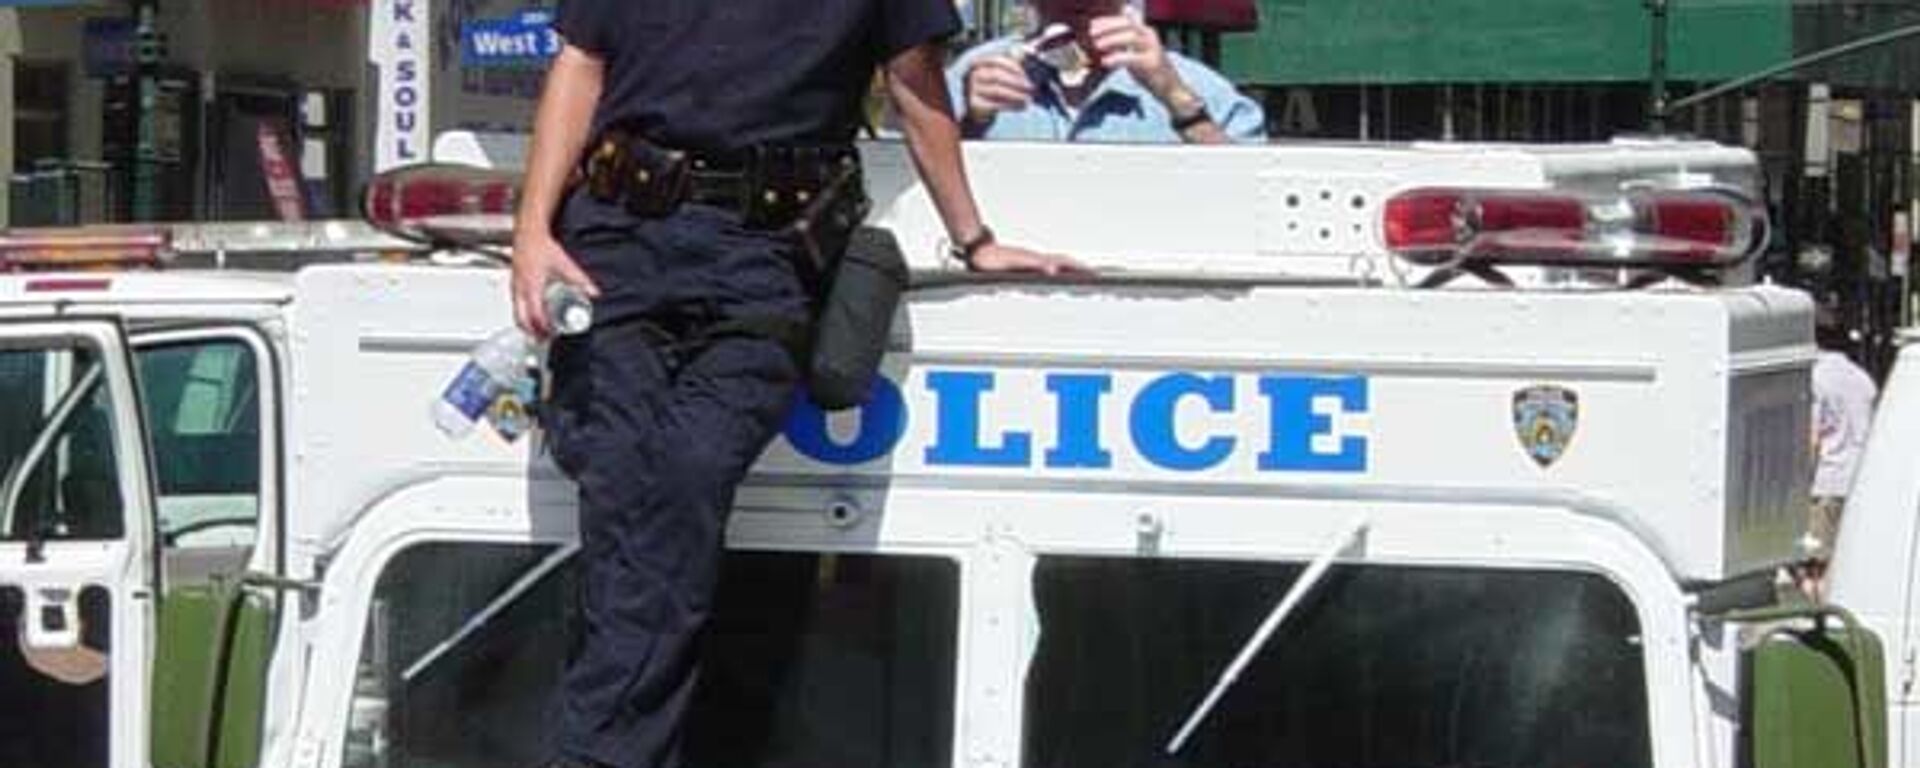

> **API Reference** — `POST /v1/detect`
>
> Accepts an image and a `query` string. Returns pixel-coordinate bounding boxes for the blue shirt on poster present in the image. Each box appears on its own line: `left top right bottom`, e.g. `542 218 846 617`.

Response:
946 37 1266 144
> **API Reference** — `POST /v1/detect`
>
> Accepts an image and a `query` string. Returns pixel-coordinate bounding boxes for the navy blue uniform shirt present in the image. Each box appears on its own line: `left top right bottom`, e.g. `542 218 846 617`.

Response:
554 0 962 152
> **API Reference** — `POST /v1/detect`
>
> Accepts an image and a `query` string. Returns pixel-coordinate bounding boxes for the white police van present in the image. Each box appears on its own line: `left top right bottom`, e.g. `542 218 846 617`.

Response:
0 132 1895 768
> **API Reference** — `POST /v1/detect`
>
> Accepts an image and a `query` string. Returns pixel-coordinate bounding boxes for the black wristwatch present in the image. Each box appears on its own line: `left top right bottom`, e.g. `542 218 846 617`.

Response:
950 226 995 268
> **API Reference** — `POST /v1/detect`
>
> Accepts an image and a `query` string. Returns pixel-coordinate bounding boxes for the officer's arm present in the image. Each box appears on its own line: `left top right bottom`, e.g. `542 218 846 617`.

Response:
887 43 1083 275
518 44 604 241
885 43 988 250
511 43 605 337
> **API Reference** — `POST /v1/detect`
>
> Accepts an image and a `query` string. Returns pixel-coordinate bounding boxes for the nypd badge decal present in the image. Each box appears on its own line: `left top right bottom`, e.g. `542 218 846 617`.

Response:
1512 385 1579 468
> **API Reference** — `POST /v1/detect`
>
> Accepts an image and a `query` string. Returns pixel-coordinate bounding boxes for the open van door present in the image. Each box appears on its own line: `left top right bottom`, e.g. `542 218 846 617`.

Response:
0 319 157 768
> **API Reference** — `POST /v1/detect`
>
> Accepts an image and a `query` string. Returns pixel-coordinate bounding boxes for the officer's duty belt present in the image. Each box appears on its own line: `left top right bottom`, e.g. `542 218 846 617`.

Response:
579 128 860 229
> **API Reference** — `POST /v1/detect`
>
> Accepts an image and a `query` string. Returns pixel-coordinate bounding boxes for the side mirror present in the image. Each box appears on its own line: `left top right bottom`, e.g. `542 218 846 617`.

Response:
1739 606 1887 768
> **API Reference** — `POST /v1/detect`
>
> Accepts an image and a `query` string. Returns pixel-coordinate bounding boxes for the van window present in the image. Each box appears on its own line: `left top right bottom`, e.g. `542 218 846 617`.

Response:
343 544 958 768
1024 558 1651 768
136 341 260 548
0 341 124 542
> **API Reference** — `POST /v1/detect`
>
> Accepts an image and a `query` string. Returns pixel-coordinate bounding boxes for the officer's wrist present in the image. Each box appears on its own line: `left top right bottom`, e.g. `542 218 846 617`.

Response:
513 225 551 246
949 225 996 268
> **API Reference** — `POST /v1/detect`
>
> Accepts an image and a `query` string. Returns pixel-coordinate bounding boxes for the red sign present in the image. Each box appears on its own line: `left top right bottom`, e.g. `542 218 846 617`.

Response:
256 121 307 222
1146 0 1258 31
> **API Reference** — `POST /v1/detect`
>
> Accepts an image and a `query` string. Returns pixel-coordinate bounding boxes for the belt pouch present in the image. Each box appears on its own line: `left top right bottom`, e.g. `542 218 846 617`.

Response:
806 225 907 411
620 136 692 218
581 128 690 217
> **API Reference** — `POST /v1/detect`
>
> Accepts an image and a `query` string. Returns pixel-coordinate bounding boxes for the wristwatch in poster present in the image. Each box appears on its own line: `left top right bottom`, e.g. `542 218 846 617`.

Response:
1171 105 1214 133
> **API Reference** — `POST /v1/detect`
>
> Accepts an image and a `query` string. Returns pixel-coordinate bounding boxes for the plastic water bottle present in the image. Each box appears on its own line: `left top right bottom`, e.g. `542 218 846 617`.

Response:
430 284 593 440
432 327 535 439
544 282 594 336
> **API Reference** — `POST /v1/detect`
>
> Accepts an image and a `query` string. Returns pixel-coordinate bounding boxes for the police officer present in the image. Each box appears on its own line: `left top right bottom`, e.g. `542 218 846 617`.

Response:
509 2 1077 768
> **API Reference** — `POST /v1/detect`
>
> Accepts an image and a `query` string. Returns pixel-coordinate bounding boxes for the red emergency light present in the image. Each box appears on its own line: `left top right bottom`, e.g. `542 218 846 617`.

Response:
1381 187 1764 272
362 163 519 247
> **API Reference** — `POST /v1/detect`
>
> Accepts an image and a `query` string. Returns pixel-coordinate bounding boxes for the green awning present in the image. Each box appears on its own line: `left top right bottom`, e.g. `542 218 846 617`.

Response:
1218 0 1792 85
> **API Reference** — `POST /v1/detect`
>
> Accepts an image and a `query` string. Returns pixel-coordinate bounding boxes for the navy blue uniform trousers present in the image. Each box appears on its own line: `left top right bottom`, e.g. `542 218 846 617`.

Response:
543 189 808 768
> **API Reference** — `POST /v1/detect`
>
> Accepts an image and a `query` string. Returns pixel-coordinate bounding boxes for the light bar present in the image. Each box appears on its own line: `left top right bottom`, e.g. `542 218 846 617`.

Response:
1382 187 1764 270
0 227 167 272
362 163 520 248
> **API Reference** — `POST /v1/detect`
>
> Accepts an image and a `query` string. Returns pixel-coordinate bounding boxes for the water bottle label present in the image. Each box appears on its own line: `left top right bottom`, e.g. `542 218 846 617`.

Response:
441 363 498 421
486 375 541 442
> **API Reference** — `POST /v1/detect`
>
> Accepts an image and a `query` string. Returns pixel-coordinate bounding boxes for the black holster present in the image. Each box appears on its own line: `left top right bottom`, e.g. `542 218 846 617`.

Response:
803 226 906 411
781 160 904 412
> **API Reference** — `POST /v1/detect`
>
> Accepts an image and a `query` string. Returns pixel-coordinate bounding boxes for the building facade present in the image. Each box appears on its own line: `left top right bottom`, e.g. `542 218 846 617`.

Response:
4 1 366 226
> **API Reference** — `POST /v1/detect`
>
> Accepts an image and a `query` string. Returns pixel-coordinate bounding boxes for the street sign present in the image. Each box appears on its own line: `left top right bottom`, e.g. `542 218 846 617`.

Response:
461 10 558 68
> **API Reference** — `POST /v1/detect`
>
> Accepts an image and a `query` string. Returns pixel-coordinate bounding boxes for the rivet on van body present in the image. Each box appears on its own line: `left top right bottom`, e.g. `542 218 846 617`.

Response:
825 498 861 529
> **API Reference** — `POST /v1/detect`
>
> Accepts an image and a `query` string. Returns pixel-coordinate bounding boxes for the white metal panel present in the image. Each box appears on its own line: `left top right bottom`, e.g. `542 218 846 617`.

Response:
287 264 1805 581
0 272 294 308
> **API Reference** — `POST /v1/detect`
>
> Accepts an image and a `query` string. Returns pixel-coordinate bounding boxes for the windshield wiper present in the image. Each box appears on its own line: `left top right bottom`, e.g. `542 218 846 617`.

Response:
0 363 104 562
1165 516 1370 755
400 543 579 682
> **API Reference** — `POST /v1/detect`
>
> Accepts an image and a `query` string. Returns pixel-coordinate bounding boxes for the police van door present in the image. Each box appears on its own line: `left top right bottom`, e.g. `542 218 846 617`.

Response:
0 319 158 768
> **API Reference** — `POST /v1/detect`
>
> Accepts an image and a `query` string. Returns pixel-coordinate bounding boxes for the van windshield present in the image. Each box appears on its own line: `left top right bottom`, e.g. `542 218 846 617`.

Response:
1025 558 1651 768
343 543 959 768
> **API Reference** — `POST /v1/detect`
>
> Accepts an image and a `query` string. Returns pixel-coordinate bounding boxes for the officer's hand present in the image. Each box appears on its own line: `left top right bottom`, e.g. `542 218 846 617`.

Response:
511 233 601 339
1090 12 1179 100
967 242 1089 276
964 54 1033 125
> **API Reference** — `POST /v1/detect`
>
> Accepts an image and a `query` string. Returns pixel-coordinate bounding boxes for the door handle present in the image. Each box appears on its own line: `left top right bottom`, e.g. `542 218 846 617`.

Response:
22 585 81 651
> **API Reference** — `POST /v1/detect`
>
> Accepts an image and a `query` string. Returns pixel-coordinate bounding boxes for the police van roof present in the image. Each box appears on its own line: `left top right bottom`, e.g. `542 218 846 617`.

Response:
0 271 295 306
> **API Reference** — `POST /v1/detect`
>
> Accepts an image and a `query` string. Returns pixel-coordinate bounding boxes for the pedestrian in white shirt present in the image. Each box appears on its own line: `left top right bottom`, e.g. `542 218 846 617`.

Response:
1809 326 1878 563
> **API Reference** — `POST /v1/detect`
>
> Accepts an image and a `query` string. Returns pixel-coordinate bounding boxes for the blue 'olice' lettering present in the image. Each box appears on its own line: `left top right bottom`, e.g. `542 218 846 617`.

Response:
923 371 1033 467
781 370 1370 473
783 379 907 465
1045 373 1113 468
1130 373 1236 471
1258 375 1369 472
